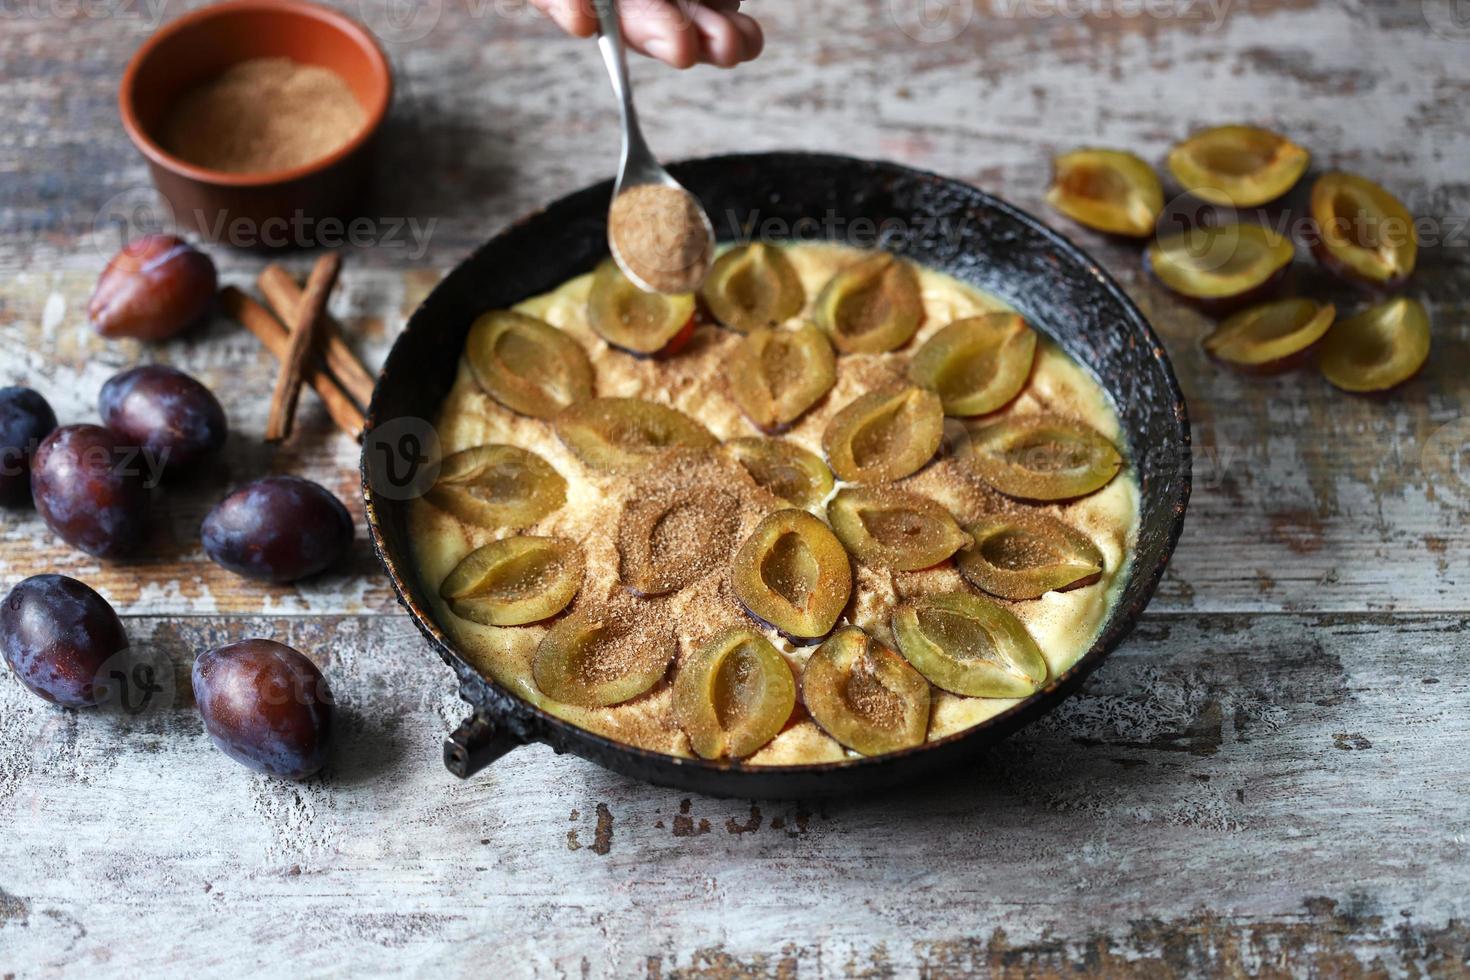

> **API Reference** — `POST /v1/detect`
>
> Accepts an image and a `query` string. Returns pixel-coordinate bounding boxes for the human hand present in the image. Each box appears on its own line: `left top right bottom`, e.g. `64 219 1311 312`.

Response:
530 0 764 69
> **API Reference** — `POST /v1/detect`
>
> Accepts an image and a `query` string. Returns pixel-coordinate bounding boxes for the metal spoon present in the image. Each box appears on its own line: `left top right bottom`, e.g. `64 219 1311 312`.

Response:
593 0 714 293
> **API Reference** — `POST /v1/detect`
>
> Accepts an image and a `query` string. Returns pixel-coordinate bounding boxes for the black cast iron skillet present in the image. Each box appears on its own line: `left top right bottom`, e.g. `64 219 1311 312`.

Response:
363 152 1191 798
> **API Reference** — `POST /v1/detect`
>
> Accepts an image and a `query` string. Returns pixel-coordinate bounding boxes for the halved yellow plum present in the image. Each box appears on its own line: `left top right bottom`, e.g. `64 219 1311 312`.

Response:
587 259 698 356
673 626 796 760
723 437 835 510
439 536 584 626
891 592 1047 698
1204 298 1336 372
466 310 594 419
958 511 1103 600
1146 223 1294 310
965 414 1123 501
813 252 923 354
532 613 676 707
426 445 567 529
554 397 716 473
617 485 740 596
822 385 944 484
1045 149 1163 238
1309 172 1418 288
1166 125 1310 207
801 626 930 755
827 486 971 571
700 242 805 332
907 312 1038 416
1318 297 1430 393
731 508 851 643
727 325 836 433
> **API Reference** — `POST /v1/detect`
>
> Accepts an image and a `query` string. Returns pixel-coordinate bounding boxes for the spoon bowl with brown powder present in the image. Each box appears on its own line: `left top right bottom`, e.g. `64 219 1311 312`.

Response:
120 0 392 247
592 0 714 294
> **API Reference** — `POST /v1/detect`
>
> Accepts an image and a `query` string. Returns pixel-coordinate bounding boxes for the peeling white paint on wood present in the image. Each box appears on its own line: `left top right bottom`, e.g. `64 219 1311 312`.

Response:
3 614 1469 974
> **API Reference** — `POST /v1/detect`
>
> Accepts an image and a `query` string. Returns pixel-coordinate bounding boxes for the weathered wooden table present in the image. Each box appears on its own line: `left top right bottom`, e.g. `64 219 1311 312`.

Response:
3 0 1468 974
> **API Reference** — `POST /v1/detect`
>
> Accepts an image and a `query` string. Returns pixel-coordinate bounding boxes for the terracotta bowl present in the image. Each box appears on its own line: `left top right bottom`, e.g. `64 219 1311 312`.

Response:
119 0 392 249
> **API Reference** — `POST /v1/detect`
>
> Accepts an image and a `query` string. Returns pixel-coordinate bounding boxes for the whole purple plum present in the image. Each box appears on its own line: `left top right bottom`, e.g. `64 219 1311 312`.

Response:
201 476 353 583
192 638 334 779
1 574 127 707
100 365 227 472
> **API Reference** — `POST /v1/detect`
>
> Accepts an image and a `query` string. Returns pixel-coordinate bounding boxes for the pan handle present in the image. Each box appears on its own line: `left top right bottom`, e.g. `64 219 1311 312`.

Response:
444 713 524 778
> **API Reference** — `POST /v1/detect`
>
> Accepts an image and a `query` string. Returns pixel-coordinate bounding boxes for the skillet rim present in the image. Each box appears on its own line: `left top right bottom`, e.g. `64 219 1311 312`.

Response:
363 150 1192 791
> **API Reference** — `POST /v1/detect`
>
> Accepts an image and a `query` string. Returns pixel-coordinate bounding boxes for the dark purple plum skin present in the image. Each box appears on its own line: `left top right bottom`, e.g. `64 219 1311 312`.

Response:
192 638 334 779
31 424 151 558
0 386 58 506
99 365 226 472
1 574 127 707
201 476 353 583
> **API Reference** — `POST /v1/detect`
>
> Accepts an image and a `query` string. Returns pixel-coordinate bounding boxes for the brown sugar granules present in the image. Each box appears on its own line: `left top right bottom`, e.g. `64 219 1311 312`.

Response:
161 57 366 174
608 184 713 294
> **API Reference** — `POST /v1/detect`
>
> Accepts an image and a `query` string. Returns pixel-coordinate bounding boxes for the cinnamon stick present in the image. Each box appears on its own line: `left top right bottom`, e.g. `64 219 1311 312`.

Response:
265 253 341 442
257 263 376 408
219 286 365 440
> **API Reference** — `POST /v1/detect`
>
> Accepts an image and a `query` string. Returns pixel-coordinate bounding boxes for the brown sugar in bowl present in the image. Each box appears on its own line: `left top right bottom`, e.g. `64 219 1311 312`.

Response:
120 0 392 249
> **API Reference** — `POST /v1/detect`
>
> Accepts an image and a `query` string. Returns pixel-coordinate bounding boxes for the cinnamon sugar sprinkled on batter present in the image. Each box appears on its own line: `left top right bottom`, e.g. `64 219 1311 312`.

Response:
844 654 906 730
408 242 1140 762
570 614 674 689
618 482 741 596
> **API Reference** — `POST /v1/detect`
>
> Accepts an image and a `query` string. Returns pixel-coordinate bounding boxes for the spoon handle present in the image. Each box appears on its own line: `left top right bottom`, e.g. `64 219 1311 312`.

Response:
593 0 656 184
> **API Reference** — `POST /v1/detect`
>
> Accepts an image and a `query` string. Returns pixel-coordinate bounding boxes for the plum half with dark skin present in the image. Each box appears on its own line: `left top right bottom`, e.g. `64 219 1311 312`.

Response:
31 424 151 558
554 397 715 473
1309 172 1418 288
965 414 1123 501
723 437 834 510
822 385 944 484
801 626 930 756
826 485 971 571
907 313 1037 416
1045 149 1163 238
958 511 1104 600
1318 297 1431 393
587 259 697 356
440 536 584 626
1 574 127 707
192 639 334 780
0 386 57 506
727 325 836 433
99 365 227 473
202 476 353 583
1166 126 1310 207
891 592 1047 698
731 508 851 644
532 613 677 708
813 252 923 353
1146 223 1294 311
699 242 805 333
1204 298 1336 373
425 445 567 529
466 309 595 419
673 626 796 760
